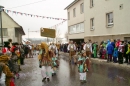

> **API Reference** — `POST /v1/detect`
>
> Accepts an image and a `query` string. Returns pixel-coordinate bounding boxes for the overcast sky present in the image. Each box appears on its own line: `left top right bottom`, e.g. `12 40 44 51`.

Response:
0 0 74 38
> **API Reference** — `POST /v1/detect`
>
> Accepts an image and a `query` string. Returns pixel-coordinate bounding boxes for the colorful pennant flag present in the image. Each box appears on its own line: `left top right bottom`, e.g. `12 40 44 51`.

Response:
3 9 67 21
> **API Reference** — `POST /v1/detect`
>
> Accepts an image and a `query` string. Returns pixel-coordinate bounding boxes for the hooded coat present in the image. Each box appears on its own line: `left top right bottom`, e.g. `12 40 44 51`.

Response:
107 44 114 55
113 48 118 58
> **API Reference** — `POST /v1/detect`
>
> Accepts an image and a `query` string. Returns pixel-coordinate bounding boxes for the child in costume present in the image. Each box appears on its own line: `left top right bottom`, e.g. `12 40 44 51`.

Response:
113 47 118 63
77 50 90 82
51 52 59 76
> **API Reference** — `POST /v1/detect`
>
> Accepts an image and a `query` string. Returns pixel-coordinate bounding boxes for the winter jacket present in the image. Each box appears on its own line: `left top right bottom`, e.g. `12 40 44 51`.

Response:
124 43 128 54
111 42 115 48
113 48 118 58
126 44 130 54
107 44 114 54
118 44 124 53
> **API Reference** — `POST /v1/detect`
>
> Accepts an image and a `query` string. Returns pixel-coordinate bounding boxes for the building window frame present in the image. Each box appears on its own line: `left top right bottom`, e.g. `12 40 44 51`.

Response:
73 8 76 17
90 0 94 8
90 18 94 31
80 3 84 14
68 12 70 20
69 22 84 34
106 12 114 27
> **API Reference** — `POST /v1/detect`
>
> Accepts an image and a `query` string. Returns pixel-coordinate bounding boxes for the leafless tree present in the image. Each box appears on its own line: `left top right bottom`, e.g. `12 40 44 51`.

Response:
55 28 61 43
65 31 68 41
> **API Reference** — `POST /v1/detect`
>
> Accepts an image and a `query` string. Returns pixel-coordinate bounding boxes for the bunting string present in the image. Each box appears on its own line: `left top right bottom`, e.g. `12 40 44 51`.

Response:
3 9 67 21
29 20 67 32
49 20 67 29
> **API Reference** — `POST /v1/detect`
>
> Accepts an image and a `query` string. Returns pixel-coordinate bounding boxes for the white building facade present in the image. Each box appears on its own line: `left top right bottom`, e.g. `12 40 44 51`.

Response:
65 0 130 43
65 0 85 43
0 11 25 44
84 0 130 43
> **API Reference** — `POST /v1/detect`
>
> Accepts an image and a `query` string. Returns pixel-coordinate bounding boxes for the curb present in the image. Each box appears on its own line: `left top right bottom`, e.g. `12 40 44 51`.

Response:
60 52 130 69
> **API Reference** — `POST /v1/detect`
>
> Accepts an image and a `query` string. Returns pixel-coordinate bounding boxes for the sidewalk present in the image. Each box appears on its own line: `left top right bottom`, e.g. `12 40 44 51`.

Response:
60 52 130 69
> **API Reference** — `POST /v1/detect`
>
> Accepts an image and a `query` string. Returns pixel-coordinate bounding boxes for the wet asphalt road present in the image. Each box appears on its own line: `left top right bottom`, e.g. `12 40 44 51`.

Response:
15 52 130 86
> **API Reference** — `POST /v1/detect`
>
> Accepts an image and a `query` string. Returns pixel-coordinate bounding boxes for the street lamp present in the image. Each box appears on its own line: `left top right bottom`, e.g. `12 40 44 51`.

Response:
0 5 4 49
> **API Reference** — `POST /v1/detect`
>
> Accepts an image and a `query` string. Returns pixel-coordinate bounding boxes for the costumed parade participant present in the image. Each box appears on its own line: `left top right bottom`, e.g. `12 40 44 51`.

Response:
38 42 52 82
56 41 60 56
83 40 92 60
67 41 76 63
77 50 90 83
0 54 14 86
51 52 59 76
49 43 58 57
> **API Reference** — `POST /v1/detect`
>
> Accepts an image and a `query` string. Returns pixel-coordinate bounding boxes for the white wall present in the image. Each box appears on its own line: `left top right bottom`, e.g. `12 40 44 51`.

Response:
68 0 84 26
2 11 20 28
84 0 130 37
0 11 23 43
67 0 85 39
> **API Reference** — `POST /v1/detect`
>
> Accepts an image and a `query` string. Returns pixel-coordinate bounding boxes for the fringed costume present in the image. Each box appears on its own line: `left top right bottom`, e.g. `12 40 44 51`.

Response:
38 42 52 82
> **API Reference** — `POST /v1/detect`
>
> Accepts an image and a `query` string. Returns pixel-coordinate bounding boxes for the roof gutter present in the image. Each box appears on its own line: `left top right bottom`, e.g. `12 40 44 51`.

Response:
64 0 80 10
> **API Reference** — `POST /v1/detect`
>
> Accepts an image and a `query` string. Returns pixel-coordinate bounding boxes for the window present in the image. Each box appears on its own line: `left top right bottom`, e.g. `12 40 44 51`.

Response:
69 22 84 34
73 25 76 33
90 18 94 30
80 3 84 13
0 28 8 36
15 28 19 37
73 8 76 17
90 0 94 8
80 23 84 32
106 12 113 26
76 24 80 32
68 12 70 20
69 26 72 34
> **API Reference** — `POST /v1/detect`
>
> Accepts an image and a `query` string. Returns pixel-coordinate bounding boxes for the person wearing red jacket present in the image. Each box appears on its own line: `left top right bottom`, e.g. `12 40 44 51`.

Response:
2 42 11 54
116 39 121 48
10 43 18 55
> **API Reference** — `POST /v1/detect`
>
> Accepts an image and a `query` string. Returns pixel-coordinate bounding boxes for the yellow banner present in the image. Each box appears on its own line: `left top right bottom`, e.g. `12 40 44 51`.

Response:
40 28 55 38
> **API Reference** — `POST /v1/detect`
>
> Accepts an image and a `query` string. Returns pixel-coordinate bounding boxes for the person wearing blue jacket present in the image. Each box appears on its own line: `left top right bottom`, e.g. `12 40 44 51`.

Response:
107 43 114 62
113 47 118 63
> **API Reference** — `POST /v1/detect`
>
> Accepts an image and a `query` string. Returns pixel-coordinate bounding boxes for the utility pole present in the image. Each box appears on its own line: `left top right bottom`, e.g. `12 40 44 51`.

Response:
0 5 4 49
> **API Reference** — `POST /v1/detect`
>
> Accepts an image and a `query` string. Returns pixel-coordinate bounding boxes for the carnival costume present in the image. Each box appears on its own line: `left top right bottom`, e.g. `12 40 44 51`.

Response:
56 43 60 55
51 55 59 76
77 50 90 82
83 42 92 58
67 42 76 62
49 43 58 57
38 42 52 82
